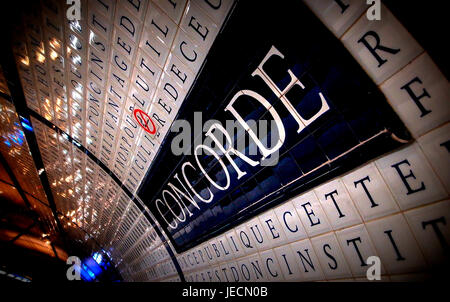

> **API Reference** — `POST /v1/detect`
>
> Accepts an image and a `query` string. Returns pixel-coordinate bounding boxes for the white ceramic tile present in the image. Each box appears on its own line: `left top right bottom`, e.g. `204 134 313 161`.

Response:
342 162 400 221
417 123 450 193
153 0 187 24
135 49 163 87
110 48 133 78
152 92 178 124
129 85 155 113
311 232 353 279
225 261 240 282
120 0 148 22
171 28 206 75
380 53 450 138
366 214 426 274
217 263 231 282
292 190 332 237
112 27 138 62
145 3 178 48
235 257 252 282
304 0 367 38
315 178 363 230
180 1 219 51
210 265 221 282
209 238 226 263
164 52 196 90
404 200 450 267
195 0 233 27
336 224 383 277
185 250 199 270
273 244 302 281
225 229 246 258
89 28 110 57
258 209 288 248
216 235 234 261
140 29 170 68
259 249 285 281
375 143 447 210
148 104 173 142
156 71 188 104
290 239 325 281
341 3 422 84
246 253 269 282
114 5 144 44
197 269 209 282
273 201 307 244
234 224 258 255
201 242 217 265
88 0 116 20
88 9 112 39
245 217 272 251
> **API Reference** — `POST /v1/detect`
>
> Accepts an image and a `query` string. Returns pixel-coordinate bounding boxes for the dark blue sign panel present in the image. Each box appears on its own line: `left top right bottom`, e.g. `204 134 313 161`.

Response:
138 1 410 252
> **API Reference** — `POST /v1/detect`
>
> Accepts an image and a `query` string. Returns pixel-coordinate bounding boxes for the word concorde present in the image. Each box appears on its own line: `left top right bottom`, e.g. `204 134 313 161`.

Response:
155 45 330 230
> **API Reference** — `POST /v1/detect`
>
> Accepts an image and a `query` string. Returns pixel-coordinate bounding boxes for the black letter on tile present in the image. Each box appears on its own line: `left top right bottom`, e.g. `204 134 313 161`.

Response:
239 230 253 249
346 237 367 266
120 16 136 37
296 249 315 273
265 219 280 239
334 0 349 14
283 211 299 232
205 0 221 9
250 225 264 244
281 254 293 275
188 16 209 41
325 190 345 218
384 230 406 261
151 19 169 38
357 31 400 67
266 258 278 277
400 77 432 117
219 240 230 256
301 203 321 227
422 217 448 250
323 244 338 270
354 176 378 208
391 159 426 195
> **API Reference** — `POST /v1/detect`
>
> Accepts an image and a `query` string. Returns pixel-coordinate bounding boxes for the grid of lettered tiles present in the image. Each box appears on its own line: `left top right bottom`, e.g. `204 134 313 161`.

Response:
179 157 448 282
178 1 449 282
10 0 233 281
11 0 233 198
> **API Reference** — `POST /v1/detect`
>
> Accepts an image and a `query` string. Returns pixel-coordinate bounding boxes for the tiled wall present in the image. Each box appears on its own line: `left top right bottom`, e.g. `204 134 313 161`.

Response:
7 0 449 282
176 2 450 282
10 0 234 281
12 0 232 195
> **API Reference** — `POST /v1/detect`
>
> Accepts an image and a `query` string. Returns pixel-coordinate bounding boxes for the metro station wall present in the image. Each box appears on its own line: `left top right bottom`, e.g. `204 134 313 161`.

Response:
7 0 449 282
169 2 450 282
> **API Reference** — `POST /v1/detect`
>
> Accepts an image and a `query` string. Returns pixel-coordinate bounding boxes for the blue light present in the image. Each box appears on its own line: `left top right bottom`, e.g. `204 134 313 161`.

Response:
19 116 30 124
81 264 96 281
21 122 33 132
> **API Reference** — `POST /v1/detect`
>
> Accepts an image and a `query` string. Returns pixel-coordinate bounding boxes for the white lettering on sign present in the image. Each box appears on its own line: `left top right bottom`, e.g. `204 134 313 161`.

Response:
154 45 330 230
